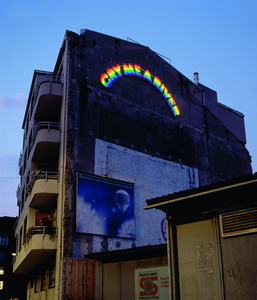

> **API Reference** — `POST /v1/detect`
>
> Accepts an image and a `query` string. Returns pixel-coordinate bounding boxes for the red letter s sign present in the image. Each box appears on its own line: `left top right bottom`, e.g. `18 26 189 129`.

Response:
139 276 158 296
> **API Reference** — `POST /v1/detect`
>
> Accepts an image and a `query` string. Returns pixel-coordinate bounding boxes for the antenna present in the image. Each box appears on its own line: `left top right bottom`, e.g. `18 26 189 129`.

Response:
127 37 141 45
127 37 171 65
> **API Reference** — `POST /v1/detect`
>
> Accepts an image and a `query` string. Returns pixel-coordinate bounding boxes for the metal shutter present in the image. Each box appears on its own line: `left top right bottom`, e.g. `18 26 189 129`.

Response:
220 207 257 237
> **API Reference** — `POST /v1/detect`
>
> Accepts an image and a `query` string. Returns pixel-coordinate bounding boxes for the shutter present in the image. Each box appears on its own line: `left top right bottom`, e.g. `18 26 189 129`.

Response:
220 207 257 237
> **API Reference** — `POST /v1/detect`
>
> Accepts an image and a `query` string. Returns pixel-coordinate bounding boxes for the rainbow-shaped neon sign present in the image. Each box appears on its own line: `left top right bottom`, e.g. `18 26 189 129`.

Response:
100 63 180 117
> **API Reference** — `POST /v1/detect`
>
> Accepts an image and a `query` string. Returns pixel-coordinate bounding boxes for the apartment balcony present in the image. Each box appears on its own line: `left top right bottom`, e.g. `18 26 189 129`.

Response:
32 76 63 121
30 122 61 165
16 183 21 198
18 151 24 175
13 226 57 274
27 170 59 209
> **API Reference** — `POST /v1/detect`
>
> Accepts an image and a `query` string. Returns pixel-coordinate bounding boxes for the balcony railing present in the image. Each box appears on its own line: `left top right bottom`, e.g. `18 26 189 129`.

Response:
30 121 61 151
32 76 62 109
16 184 21 197
26 170 59 195
24 226 58 244
18 151 23 167
13 225 57 273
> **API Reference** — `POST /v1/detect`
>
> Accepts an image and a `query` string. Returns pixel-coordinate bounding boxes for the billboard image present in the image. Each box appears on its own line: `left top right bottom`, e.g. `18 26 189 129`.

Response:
76 173 135 238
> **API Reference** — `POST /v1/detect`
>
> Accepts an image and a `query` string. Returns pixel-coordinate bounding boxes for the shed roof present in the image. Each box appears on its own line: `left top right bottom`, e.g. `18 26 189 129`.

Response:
144 173 257 222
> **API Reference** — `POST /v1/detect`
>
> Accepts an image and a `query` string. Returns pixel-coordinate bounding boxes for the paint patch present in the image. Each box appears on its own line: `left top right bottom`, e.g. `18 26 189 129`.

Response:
196 244 213 274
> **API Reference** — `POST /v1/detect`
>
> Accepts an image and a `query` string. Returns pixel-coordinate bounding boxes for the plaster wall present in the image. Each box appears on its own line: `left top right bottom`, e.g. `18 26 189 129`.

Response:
177 219 223 300
220 233 257 299
92 139 199 251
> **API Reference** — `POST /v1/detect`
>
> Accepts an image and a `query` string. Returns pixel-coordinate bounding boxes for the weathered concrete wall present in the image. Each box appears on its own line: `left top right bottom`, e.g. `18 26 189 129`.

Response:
72 140 198 256
68 30 251 184
62 29 252 258
93 139 198 251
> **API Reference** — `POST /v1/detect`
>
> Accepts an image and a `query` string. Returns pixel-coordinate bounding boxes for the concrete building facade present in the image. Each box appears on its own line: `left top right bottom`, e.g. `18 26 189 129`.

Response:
13 29 252 299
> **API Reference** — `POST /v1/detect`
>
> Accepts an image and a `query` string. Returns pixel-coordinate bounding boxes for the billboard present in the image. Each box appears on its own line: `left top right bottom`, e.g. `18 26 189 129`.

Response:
135 266 169 300
76 173 135 238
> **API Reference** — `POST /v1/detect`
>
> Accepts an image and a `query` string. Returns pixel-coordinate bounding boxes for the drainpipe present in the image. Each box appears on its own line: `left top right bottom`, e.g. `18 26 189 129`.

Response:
167 217 180 300
166 218 173 300
58 35 69 300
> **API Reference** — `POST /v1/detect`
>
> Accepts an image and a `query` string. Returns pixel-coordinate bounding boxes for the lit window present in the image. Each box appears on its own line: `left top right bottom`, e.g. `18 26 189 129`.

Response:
0 281 3 290
0 267 4 275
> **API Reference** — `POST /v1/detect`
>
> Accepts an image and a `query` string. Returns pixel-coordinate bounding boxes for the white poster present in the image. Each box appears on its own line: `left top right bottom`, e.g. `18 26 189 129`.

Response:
135 265 169 300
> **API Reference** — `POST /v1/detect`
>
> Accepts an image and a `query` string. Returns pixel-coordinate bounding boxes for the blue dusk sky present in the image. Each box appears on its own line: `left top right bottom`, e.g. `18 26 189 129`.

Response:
1 0 257 217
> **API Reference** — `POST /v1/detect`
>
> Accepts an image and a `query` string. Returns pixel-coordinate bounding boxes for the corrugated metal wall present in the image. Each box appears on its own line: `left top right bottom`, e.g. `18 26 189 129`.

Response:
64 259 95 299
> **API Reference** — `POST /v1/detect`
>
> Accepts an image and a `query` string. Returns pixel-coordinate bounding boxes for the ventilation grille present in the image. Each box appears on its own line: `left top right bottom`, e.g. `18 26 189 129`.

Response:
220 207 257 238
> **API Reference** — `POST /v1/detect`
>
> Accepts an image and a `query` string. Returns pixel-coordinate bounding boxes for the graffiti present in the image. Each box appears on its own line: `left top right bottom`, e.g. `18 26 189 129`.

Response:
161 218 167 242
227 261 257 294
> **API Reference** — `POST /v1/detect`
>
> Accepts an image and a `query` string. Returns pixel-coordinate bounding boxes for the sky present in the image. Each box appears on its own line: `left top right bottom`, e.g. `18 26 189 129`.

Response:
0 0 257 217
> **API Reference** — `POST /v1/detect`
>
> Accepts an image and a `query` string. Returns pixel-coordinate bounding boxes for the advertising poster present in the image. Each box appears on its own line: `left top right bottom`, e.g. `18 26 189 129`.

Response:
135 266 169 300
76 173 135 238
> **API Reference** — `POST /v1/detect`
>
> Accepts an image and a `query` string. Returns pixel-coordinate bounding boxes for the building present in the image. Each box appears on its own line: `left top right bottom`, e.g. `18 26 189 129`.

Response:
0 216 27 300
145 173 257 300
13 29 252 299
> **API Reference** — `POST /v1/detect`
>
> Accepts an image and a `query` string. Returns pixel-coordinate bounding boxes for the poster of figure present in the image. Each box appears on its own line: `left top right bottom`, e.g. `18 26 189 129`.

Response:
76 173 135 238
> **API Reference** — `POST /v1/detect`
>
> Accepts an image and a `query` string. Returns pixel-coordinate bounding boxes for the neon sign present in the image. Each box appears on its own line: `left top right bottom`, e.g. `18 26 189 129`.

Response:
100 63 180 117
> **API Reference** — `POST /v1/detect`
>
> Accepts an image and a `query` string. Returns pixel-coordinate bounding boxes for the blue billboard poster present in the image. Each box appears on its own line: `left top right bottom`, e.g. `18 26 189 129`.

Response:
76 173 135 238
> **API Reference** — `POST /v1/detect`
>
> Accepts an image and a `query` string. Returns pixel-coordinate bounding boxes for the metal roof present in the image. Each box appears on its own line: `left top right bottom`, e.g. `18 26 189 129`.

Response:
144 173 257 219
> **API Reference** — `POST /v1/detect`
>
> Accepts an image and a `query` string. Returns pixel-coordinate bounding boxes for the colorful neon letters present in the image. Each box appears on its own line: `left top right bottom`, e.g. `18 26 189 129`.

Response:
100 63 180 117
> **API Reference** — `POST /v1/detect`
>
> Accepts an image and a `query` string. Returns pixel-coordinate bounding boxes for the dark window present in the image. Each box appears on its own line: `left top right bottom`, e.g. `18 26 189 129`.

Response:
49 258 56 288
19 227 23 251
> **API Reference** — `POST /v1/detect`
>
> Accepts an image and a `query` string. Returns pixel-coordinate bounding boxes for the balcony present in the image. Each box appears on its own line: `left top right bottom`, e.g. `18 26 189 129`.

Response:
32 76 63 121
18 151 24 175
27 170 59 209
13 226 57 274
30 122 61 165
16 183 21 198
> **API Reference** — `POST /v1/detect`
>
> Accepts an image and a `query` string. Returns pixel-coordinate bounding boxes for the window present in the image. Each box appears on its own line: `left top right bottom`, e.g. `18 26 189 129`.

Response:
49 258 56 288
34 273 40 293
41 270 46 291
15 235 18 254
30 277 34 291
0 236 9 246
36 213 48 226
19 227 23 251
23 217 27 243
0 281 3 290
0 266 4 275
